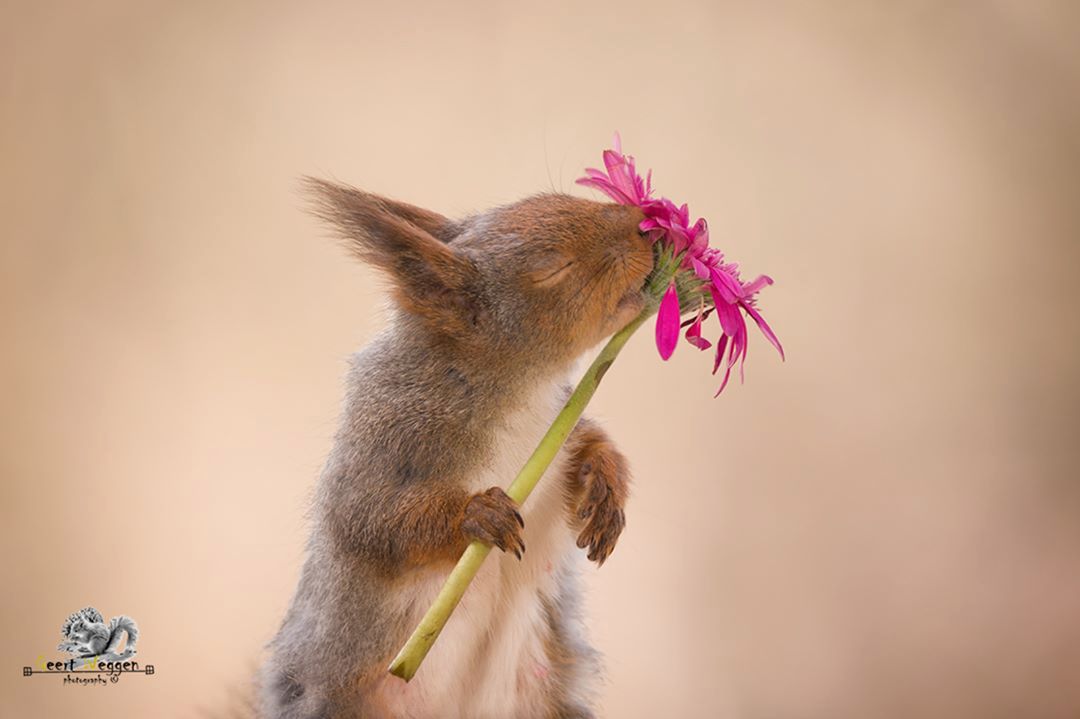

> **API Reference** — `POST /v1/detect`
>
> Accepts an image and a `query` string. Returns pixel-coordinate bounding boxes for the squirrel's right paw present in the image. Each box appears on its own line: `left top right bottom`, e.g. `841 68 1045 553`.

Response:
460 487 525 559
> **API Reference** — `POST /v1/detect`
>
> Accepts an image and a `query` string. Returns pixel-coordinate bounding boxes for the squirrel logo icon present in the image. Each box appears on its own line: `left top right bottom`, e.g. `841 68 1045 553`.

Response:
57 607 138 665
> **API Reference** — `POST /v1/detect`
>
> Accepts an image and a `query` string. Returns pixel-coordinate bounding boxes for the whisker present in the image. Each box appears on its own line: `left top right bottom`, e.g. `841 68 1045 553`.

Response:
543 124 557 194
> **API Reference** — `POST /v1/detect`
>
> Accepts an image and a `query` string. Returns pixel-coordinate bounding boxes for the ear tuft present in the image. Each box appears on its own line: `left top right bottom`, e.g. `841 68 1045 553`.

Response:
302 177 478 329
302 177 459 245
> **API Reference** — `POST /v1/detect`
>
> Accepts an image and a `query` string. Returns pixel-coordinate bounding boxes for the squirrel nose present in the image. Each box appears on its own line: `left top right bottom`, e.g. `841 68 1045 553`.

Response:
613 204 646 241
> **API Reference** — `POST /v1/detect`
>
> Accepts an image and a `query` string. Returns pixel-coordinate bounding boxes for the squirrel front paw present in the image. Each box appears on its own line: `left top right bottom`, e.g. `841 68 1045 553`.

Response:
461 487 526 559
574 456 628 566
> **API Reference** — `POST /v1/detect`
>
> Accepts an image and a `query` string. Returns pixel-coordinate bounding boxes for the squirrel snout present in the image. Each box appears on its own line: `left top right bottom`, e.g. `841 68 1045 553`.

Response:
609 204 652 265
613 227 654 286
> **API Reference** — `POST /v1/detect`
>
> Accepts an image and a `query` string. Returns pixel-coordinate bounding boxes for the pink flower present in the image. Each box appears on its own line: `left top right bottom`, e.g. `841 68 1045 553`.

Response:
577 133 653 206
576 134 783 395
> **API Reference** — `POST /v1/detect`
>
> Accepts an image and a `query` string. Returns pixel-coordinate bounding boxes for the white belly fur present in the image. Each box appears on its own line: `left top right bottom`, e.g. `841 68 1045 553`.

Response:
376 375 583 718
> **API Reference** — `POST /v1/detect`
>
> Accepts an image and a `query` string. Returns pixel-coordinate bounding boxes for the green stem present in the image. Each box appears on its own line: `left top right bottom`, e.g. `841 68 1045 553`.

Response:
388 245 679 682
387 308 655 681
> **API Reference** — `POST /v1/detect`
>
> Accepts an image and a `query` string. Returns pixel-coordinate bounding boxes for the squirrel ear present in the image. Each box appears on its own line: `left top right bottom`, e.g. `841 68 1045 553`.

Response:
304 177 478 326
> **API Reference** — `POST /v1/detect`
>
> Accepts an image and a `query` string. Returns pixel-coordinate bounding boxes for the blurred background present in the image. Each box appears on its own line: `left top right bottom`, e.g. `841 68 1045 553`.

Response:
3 1 1079 717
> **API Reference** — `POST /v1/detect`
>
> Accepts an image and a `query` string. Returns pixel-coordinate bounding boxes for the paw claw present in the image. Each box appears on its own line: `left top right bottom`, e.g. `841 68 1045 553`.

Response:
461 486 526 558
573 460 627 565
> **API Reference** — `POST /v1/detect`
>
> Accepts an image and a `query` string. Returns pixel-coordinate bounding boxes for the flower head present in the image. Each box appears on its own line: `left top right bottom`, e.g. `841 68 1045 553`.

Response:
576 133 653 206
577 134 783 395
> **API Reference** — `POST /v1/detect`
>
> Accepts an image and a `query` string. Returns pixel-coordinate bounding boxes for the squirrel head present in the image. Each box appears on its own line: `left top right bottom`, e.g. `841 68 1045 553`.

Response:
307 179 653 372
58 616 110 657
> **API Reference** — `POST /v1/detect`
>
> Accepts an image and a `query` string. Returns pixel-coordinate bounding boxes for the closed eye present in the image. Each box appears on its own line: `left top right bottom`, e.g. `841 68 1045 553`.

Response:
528 259 575 287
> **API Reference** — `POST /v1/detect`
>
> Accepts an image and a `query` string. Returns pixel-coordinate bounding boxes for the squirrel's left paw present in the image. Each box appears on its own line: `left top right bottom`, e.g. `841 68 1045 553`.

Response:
574 457 627 566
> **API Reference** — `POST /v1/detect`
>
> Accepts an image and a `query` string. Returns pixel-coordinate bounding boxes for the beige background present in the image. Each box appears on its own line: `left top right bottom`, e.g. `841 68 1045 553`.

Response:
3 1 1079 717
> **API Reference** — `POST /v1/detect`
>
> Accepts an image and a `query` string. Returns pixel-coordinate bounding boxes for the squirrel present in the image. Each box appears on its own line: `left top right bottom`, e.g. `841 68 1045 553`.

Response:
257 179 653 719
57 607 138 664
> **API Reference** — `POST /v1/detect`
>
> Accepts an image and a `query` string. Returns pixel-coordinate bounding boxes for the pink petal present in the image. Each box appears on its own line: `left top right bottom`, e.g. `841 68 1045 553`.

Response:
714 363 733 397
690 256 710 279
709 266 743 303
712 291 743 337
576 176 632 205
691 217 709 241
602 151 639 203
715 335 736 395
734 323 748 383
742 274 774 296
574 175 611 191
602 149 624 176
712 333 729 374
666 222 689 254
687 219 709 256
686 335 712 351
742 302 785 360
684 307 712 350
655 281 681 361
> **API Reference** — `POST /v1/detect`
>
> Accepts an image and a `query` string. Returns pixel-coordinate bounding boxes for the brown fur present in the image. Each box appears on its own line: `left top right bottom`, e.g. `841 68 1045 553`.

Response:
258 180 650 718
562 417 631 566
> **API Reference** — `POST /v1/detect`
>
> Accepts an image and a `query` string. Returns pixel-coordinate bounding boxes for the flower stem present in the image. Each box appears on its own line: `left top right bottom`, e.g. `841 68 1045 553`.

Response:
387 307 656 681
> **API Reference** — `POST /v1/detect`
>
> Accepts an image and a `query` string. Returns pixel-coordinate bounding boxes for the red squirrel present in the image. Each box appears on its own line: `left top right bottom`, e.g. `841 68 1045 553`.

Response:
258 180 653 718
